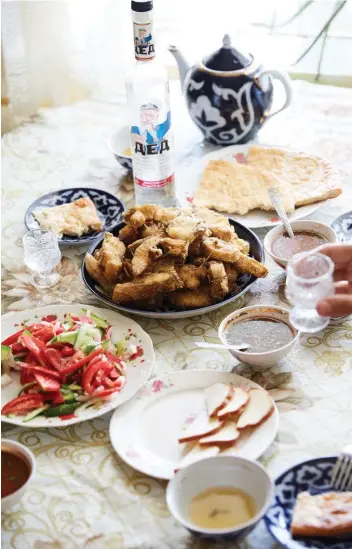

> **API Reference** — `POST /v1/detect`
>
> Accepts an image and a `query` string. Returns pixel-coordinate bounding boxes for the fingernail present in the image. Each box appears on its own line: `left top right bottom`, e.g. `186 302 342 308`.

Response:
317 300 332 317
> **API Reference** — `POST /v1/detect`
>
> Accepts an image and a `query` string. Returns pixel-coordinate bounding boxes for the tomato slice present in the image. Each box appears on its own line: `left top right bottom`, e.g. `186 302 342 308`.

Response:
42 390 65 404
41 315 57 322
2 329 25 346
10 342 27 355
2 394 44 415
18 362 61 380
33 372 61 392
59 348 104 376
20 335 46 365
82 359 109 395
41 348 62 370
105 352 126 374
60 346 75 358
32 325 55 343
92 377 126 397
20 369 35 385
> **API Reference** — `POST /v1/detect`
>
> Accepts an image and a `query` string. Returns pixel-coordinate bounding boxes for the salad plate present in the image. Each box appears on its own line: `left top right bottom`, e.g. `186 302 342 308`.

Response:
109 369 279 479
1 304 154 427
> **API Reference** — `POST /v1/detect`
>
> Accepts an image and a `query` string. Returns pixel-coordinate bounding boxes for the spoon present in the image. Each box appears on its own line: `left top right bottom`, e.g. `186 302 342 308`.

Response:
195 342 249 352
268 187 295 239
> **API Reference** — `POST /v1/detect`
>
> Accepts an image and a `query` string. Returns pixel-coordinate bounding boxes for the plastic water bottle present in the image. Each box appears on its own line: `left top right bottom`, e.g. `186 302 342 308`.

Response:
126 0 176 207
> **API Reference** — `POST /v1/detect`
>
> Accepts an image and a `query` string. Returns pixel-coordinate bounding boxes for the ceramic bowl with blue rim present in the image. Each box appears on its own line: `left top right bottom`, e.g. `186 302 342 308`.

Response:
25 188 125 246
81 218 264 319
108 126 133 171
264 455 351 549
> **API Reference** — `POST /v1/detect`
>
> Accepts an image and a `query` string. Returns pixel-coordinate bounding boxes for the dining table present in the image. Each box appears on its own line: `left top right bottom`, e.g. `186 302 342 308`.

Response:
1 79 352 549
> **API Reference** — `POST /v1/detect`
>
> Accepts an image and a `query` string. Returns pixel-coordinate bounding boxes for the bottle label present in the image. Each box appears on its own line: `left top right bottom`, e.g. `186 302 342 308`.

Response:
133 22 155 60
131 104 174 189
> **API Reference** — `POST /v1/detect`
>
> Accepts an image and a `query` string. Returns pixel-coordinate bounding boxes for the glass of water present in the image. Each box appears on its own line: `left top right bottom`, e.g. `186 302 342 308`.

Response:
23 230 61 289
286 251 335 333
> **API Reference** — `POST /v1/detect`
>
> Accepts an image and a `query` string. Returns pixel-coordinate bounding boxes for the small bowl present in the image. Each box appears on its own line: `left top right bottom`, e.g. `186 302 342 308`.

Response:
108 126 132 171
1 439 36 512
166 455 273 540
264 220 337 269
219 305 299 369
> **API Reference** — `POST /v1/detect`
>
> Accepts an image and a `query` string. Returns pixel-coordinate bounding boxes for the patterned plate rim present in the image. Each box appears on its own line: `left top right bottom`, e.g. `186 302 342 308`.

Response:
264 455 344 549
24 187 125 246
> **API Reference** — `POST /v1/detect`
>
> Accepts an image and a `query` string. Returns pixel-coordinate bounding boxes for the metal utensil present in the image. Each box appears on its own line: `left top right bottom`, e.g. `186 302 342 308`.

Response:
195 342 249 351
331 444 352 490
268 187 295 239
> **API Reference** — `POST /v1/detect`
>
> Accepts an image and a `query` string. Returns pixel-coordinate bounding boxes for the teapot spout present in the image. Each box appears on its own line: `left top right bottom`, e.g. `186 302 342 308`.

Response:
168 45 190 89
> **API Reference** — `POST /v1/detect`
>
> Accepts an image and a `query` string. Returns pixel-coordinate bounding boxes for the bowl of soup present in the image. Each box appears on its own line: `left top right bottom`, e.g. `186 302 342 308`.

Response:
219 305 299 369
108 125 133 171
166 455 273 539
1 439 36 512
264 220 337 269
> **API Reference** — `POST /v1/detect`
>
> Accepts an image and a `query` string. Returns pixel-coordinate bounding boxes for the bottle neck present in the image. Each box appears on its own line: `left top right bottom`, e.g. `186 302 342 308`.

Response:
132 10 155 61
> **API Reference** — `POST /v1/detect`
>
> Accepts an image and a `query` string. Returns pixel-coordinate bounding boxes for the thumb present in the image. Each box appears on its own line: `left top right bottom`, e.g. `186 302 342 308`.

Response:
317 295 352 318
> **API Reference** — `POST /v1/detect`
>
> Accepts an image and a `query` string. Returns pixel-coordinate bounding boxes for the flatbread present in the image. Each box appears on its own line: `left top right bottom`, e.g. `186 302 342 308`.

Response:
290 491 352 537
248 146 342 207
194 160 295 216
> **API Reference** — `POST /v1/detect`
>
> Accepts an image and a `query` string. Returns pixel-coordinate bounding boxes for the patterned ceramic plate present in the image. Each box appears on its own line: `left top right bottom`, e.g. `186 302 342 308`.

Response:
109 369 279 479
1 304 154 428
331 211 352 243
25 187 125 246
264 456 351 549
176 144 326 229
82 219 264 319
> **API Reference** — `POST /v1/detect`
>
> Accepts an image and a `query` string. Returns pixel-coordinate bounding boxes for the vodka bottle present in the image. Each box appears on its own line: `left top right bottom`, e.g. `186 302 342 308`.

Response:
126 0 176 206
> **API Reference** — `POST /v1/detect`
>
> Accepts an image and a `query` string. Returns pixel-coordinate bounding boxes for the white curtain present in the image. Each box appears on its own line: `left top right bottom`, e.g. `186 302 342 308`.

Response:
1 0 133 125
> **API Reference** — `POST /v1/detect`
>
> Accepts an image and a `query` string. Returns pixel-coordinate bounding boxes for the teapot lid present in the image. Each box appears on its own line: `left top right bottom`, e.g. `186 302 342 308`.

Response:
203 34 253 72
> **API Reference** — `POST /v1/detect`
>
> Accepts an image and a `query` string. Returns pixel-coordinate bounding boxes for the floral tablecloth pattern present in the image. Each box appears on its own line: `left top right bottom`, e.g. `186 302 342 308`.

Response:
2 81 352 549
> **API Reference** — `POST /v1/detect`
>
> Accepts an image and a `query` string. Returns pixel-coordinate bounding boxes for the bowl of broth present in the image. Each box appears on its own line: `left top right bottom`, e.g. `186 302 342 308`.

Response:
108 125 133 171
166 455 273 539
264 220 337 269
1 439 36 512
219 305 299 369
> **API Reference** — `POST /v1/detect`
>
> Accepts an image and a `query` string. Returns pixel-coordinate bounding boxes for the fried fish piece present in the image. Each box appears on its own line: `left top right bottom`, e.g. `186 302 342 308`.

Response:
177 264 207 289
112 272 183 304
131 236 163 276
208 225 236 242
119 224 139 244
167 215 202 241
233 253 268 278
208 261 229 300
202 237 241 262
127 210 146 229
141 223 167 238
224 263 239 292
85 254 113 293
99 233 126 282
160 238 189 260
124 205 178 225
169 287 213 309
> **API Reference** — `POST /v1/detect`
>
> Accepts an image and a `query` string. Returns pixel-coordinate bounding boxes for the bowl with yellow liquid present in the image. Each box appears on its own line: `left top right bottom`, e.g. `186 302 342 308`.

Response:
108 126 132 171
166 456 273 539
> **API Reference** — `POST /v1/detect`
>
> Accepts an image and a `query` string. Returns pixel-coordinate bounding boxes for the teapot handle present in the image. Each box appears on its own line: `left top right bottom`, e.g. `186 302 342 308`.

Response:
261 69 293 119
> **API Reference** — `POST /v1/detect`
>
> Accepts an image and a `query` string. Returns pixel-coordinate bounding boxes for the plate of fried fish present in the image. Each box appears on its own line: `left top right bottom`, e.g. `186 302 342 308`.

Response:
25 187 125 245
177 144 342 228
82 204 267 318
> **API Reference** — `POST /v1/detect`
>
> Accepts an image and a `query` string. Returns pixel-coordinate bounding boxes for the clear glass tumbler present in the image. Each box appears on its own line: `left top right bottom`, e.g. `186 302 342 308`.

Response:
286 251 335 333
23 230 61 289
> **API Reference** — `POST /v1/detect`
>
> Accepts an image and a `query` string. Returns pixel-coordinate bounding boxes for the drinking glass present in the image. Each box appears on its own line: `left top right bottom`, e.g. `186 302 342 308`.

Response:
286 251 334 333
23 230 61 289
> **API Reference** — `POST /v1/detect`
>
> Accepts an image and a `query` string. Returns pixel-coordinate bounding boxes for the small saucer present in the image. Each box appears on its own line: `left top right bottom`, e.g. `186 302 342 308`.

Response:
331 211 352 243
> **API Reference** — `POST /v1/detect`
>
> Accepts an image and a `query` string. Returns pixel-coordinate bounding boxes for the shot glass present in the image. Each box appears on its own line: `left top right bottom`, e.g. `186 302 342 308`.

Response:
23 230 61 289
286 251 334 333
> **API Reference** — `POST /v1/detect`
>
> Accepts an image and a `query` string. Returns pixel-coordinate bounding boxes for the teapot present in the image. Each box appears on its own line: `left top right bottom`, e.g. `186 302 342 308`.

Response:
169 35 292 146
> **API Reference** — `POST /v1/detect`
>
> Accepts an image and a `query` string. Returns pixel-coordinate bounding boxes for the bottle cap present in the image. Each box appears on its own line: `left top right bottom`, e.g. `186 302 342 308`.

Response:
131 1 153 12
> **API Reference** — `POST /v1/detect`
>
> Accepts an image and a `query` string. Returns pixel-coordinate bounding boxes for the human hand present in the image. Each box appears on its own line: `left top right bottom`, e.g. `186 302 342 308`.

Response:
316 244 352 317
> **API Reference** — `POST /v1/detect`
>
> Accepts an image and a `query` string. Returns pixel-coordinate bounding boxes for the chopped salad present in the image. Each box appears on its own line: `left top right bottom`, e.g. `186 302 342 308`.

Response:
1 310 142 422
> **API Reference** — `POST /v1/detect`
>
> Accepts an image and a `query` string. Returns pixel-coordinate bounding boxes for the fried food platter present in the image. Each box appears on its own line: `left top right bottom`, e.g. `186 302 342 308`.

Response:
82 204 266 319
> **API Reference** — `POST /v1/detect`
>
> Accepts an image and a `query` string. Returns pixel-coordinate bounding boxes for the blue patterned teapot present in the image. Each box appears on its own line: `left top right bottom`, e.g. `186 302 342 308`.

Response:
169 35 292 146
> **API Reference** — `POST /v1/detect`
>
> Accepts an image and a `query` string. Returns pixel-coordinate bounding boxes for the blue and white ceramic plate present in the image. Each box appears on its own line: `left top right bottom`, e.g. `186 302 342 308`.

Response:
25 188 125 246
265 456 351 549
331 211 352 243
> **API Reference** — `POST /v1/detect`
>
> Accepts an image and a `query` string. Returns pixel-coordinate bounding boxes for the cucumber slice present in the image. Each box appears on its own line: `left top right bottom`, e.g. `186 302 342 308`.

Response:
22 405 49 423
90 312 109 329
